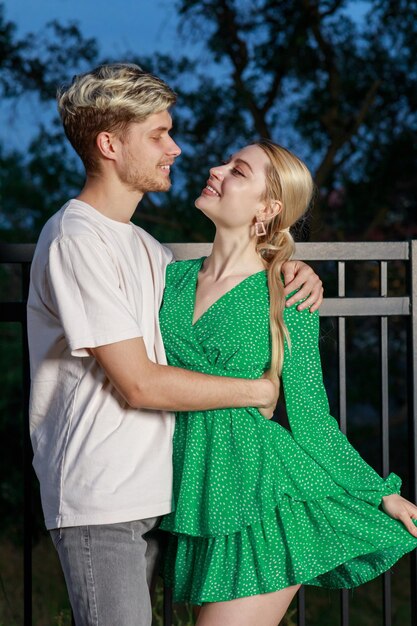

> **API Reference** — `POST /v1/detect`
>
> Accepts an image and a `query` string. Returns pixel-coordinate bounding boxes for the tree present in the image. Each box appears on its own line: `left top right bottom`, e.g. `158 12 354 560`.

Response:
2 0 416 243
149 0 417 241
0 4 415 623
0 4 99 242
0 5 98 98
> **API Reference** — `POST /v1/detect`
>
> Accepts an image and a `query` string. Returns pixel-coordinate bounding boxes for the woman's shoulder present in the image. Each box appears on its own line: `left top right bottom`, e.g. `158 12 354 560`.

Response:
283 297 319 337
165 257 204 285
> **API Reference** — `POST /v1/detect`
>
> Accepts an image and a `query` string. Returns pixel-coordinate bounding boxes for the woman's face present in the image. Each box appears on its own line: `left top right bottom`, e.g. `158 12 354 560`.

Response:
195 144 271 231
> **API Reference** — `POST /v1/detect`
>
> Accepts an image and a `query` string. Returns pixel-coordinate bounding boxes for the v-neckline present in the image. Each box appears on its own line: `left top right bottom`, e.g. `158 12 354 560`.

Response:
191 257 267 327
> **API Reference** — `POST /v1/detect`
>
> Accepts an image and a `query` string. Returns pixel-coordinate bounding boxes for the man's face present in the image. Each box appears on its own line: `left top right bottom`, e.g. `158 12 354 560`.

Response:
116 110 181 193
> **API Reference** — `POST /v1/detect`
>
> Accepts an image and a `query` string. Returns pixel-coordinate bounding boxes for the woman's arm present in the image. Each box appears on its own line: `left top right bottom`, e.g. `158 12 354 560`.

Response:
281 304 401 506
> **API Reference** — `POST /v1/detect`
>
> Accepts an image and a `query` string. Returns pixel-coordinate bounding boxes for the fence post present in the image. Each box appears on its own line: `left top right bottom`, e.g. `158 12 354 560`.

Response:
1 241 417 624
409 240 417 621
22 263 33 626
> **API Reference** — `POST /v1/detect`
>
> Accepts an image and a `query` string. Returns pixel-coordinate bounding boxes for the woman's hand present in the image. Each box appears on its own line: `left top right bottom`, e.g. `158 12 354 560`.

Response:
282 260 324 312
381 494 417 537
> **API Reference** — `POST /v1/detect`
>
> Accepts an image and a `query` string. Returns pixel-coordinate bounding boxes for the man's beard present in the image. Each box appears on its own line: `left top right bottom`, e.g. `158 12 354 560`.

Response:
119 161 171 193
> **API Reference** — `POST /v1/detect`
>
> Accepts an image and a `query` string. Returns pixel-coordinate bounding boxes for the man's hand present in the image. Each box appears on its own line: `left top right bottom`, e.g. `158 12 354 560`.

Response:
258 372 280 419
282 260 323 312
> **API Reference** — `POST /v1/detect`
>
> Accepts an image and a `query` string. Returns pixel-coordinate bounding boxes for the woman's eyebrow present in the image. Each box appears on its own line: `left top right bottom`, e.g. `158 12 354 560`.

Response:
234 158 253 173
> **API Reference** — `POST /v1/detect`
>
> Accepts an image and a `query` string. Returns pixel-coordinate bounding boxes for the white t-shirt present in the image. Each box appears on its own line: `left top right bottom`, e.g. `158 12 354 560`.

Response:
27 199 175 529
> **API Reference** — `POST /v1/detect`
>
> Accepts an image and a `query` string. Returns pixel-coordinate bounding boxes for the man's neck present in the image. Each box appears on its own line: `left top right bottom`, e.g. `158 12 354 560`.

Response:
76 175 144 224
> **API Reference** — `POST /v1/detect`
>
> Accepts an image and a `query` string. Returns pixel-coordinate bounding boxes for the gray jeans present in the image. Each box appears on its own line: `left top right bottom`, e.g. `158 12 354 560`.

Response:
50 517 160 626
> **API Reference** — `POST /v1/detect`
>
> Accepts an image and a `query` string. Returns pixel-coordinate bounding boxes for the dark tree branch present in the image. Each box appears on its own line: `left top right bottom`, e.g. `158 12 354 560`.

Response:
315 79 381 189
261 70 284 116
319 0 345 19
260 16 308 116
214 0 271 137
347 79 382 137
304 0 341 134
304 2 381 190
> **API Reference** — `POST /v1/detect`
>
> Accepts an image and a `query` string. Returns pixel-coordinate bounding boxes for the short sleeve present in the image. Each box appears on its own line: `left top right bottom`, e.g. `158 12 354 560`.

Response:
160 244 175 265
47 236 142 356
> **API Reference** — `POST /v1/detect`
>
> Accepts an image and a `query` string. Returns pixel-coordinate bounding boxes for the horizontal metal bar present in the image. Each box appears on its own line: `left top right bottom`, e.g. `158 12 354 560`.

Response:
166 242 212 259
1 297 410 320
321 297 409 317
293 241 409 261
168 242 411 262
0 302 27 322
0 241 411 264
0 243 36 263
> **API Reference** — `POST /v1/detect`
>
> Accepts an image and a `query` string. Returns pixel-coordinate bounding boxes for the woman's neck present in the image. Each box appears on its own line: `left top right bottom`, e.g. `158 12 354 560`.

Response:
204 229 265 279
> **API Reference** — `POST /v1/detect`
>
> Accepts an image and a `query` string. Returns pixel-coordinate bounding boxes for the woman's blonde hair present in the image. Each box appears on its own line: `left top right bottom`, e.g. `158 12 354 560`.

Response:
255 140 314 379
57 63 177 173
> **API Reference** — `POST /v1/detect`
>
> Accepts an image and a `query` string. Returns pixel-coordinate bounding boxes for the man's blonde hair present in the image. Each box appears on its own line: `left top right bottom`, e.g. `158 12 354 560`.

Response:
57 63 177 173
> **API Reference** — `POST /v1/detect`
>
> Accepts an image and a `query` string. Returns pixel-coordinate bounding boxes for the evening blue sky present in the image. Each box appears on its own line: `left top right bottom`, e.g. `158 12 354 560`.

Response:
2 1 369 150
5 0 184 57
2 0 196 148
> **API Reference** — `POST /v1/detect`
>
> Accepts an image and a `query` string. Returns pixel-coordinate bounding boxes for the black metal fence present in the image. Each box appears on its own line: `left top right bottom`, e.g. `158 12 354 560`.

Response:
1 240 416 625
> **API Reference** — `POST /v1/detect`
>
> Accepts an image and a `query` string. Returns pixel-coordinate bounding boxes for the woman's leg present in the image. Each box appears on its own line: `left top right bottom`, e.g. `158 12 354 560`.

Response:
195 584 301 626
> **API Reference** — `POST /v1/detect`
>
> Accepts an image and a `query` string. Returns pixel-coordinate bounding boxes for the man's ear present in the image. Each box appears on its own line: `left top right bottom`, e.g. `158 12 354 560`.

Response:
96 131 118 161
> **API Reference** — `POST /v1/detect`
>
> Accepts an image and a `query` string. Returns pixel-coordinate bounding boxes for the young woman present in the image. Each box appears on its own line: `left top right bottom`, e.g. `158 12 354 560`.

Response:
159 140 417 626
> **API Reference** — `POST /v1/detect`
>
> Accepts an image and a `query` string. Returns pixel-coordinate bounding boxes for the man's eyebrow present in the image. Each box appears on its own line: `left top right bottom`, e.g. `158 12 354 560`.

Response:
234 158 253 173
148 125 172 133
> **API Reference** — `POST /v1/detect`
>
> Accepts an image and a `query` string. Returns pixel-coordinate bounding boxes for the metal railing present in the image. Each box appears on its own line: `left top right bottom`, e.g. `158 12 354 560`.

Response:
0 240 416 625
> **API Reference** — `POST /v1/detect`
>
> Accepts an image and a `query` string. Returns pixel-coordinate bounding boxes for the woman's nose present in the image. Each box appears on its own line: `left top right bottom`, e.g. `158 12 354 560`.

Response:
209 166 224 180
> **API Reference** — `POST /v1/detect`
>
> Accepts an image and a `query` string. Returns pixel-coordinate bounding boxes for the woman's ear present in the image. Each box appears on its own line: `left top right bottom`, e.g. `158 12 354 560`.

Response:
268 200 282 219
258 200 282 223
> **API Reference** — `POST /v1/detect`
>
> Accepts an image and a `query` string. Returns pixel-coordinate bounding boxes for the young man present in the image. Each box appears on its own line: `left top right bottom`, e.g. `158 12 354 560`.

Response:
27 63 323 626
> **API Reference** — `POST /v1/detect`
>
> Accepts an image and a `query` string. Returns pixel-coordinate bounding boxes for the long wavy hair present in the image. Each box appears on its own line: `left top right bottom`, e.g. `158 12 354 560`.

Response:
255 140 314 379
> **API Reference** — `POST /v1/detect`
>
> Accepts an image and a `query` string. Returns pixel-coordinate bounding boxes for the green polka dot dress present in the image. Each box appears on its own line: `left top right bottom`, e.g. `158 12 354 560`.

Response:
159 258 417 605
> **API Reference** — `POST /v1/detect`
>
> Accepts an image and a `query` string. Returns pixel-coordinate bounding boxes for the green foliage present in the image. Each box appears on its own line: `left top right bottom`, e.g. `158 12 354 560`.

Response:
0 4 415 623
0 128 83 243
171 0 417 240
0 534 72 625
0 5 98 99
1 0 417 242
0 3 94 243
0 533 412 625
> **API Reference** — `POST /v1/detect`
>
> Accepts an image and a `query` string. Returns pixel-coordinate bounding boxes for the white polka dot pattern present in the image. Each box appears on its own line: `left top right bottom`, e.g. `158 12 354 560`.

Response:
158 257 417 606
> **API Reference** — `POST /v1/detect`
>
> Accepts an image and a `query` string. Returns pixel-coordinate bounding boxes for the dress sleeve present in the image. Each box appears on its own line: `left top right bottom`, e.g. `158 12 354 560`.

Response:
281 304 401 506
